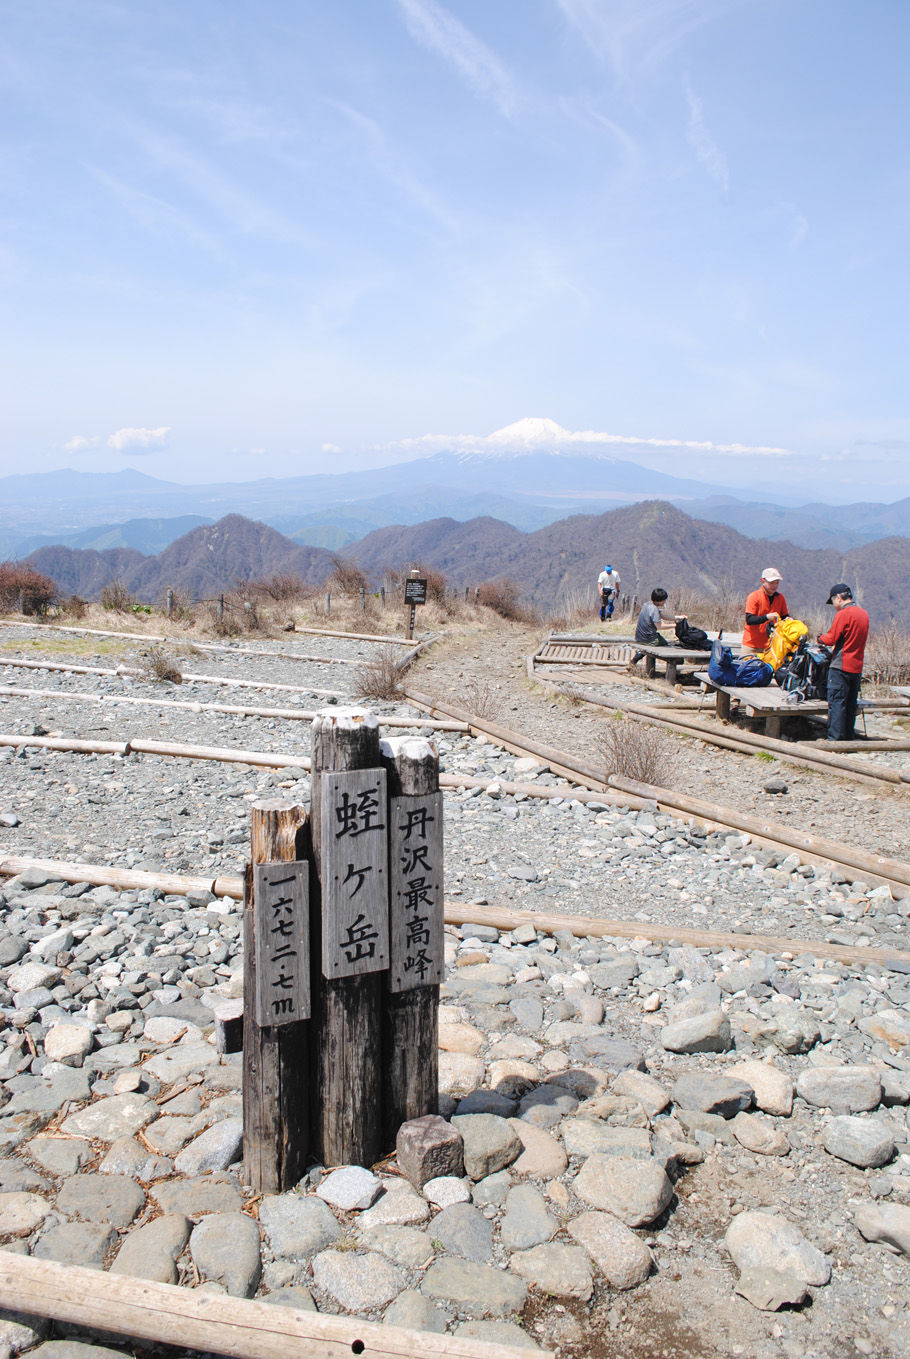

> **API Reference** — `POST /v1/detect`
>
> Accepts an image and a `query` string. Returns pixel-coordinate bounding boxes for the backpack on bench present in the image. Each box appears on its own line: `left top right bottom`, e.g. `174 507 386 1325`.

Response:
708 640 773 688
674 617 712 650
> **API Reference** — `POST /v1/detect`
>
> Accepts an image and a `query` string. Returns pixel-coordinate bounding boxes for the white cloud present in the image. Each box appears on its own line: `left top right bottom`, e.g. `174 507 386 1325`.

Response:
321 442 341 453
395 0 518 118
684 78 729 196
64 434 100 452
389 416 793 457
107 426 171 452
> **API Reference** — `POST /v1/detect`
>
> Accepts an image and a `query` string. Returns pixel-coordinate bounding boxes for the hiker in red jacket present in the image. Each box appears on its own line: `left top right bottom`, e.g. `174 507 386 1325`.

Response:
818 583 870 742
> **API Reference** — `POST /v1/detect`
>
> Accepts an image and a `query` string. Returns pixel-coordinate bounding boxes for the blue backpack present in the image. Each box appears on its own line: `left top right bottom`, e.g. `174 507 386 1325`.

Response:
708 640 773 688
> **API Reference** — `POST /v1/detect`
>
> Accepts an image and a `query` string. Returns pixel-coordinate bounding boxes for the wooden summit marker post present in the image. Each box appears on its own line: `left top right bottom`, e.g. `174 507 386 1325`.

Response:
404 568 427 641
242 800 310 1192
380 735 442 1144
311 708 388 1166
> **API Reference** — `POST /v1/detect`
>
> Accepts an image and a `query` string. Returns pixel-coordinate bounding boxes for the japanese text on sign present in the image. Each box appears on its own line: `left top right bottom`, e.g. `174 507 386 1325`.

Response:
253 862 310 1026
389 791 443 992
320 769 389 978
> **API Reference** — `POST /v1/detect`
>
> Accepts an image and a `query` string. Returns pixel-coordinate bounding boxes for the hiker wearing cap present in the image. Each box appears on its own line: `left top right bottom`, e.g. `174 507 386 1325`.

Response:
818 584 870 742
597 564 621 621
742 569 789 655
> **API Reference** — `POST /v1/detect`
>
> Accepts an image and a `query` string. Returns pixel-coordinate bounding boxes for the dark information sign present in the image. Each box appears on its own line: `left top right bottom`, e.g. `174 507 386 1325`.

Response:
404 578 427 606
388 790 443 992
253 862 310 1026
320 769 389 979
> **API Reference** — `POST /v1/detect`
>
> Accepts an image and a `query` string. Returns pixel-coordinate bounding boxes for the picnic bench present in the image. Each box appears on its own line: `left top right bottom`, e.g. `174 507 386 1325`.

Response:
636 639 730 685
694 671 828 738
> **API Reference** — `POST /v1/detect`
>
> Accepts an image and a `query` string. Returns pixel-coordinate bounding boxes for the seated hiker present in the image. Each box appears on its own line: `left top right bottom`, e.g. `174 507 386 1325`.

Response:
631 588 676 663
742 568 789 655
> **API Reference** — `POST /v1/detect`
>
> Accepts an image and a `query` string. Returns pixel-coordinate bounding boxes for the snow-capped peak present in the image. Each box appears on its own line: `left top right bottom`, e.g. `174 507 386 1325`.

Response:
487 417 571 448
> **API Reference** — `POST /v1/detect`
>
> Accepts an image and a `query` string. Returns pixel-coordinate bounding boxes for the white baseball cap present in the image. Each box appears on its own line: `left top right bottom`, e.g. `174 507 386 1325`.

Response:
761 567 782 582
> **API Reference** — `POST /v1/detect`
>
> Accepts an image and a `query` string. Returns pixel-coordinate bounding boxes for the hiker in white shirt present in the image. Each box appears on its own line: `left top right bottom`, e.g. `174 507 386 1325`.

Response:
597 565 621 621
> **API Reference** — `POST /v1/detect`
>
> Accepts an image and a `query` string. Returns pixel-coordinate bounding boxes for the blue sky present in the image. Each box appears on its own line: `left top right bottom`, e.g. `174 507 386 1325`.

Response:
2 0 908 497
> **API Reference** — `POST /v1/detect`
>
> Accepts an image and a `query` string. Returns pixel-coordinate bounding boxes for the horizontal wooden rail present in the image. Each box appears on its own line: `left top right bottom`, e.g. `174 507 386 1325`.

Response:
0 1254 546 1359
0 654 344 699
0 617 413 651
1 854 907 971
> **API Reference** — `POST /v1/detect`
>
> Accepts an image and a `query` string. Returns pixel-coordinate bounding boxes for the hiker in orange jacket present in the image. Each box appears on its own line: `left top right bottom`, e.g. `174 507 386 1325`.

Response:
742 568 789 654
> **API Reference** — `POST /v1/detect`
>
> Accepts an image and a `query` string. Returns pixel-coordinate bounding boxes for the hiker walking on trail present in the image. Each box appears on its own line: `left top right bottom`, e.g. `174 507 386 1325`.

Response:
818 583 869 742
742 568 789 654
597 564 621 621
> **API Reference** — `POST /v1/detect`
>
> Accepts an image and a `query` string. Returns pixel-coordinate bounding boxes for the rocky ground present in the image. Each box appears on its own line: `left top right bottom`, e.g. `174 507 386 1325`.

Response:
0 618 908 1359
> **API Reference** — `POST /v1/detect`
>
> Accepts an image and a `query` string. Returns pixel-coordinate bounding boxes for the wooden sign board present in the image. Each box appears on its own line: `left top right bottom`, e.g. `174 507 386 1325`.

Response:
253 862 310 1026
320 769 389 979
404 578 427 606
388 790 443 992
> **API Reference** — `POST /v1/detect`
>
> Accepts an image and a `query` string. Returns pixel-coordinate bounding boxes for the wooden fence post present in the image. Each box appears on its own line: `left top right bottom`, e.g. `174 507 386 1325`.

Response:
242 800 310 1192
166 589 174 619
359 586 366 612
324 592 331 616
310 710 385 1166
380 736 441 1144
218 594 225 622
380 586 386 608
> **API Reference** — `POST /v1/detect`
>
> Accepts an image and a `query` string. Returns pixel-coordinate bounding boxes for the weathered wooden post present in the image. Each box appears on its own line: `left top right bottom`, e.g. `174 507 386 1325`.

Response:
359 586 366 612
242 800 311 1192
166 589 174 619
380 586 386 609
324 592 331 616
311 710 387 1166
380 736 442 1144
404 568 426 642
218 594 225 622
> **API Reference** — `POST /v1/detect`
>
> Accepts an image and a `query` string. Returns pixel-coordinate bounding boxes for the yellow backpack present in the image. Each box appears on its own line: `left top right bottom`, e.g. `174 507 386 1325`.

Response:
761 616 808 670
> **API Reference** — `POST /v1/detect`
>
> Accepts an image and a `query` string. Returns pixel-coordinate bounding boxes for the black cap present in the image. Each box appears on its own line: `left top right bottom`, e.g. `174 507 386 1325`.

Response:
826 582 852 604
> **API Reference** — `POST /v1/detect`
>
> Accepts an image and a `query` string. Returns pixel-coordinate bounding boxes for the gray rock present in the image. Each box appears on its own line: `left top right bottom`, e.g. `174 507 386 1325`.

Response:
315 1165 383 1212
27 1345 129 1359
33 1222 117 1269
671 1073 753 1118
456 1090 516 1117
431 1202 494 1262
190 1212 261 1297
772 1012 821 1054
0 1306 50 1355
421 1259 527 1316
509 1243 593 1300
383 1290 449 1333
728 1060 794 1116
259 1193 342 1257
730 1112 790 1157
572 1155 673 1227
424 1175 471 1208
472 1170 512 1208
822 1116 895 1168
562 1122 652 1160
151 1173 242 1217
173 1117 242 1175
853 1202 910 1257
796 1065 882 1114
451 1114 522 1180
661 1011 732 1054
142 1040 220 1081
500 1184 556 1249
611 1070 670 1117
734 1267 809 1311
312 1249 405 1310
724 1211 831 1286
99 1137 172 1181
358 1224 435 1268
56 1174 145 1228
568 1211 652 1289
264 1286 317 1310
60 1093 158 1141
28 1137 93 1177
110 1214 191 1283
0 1191 51 1236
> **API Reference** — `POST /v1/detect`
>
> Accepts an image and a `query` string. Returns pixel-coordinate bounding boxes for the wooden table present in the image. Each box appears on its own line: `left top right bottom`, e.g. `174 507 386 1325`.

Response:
694 671 827 737
636 645 719 685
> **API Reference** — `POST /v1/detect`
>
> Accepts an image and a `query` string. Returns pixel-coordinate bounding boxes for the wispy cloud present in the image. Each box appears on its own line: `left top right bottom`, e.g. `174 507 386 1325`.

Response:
790 211 809 251
332 101 460 234
64 435 99 452
91 168 225 256
389 417 792 457
395 0 519 118
556 0 731 81
684 77 728 196
107 426 171 453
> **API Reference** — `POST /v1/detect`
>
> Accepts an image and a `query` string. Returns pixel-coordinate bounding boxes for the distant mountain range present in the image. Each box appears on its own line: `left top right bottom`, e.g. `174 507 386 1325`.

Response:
25 503 909 625
2 433 908 558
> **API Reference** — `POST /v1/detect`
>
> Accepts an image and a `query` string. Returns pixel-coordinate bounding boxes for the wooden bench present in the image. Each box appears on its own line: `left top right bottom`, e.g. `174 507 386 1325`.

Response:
694 671 828 738
635 643 728 685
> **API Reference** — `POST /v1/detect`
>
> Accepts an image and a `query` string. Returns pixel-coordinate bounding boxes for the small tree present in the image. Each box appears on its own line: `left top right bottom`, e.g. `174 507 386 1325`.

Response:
0 562 57 616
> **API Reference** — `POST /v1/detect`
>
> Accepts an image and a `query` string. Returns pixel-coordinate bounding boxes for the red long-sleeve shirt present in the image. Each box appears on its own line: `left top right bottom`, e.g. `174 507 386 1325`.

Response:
819 604 869 674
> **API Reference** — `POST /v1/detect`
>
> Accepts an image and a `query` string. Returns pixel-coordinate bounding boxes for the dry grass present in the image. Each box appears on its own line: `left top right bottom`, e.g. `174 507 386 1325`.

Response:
141 647 183 684
476 578 532 622
355 644 406 700
865 623 910 687
600 713 676 787
99 580 135 613
461 677 501 720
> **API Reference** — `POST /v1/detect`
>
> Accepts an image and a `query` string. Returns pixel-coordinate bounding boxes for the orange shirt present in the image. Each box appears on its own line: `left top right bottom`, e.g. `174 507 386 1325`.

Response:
742 588 788 650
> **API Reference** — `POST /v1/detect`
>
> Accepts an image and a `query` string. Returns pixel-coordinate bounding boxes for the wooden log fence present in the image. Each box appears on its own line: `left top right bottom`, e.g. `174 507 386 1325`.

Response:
0 1255 547 1359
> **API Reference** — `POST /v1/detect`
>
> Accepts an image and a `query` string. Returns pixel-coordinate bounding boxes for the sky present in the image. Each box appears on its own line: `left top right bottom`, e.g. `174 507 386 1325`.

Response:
2 0 909 498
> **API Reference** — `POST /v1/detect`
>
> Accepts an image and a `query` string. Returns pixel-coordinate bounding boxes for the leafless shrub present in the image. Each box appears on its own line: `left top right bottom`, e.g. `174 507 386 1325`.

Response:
0 562 57 616
59 594 88 620
142 647 183 684
476 577 528 622
600 713 676 787
327 557 369 597
100 580 134 613
865 624 910 687
461 677 500 720
356 645 406 700
201 591 269 636
250 572 310 603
